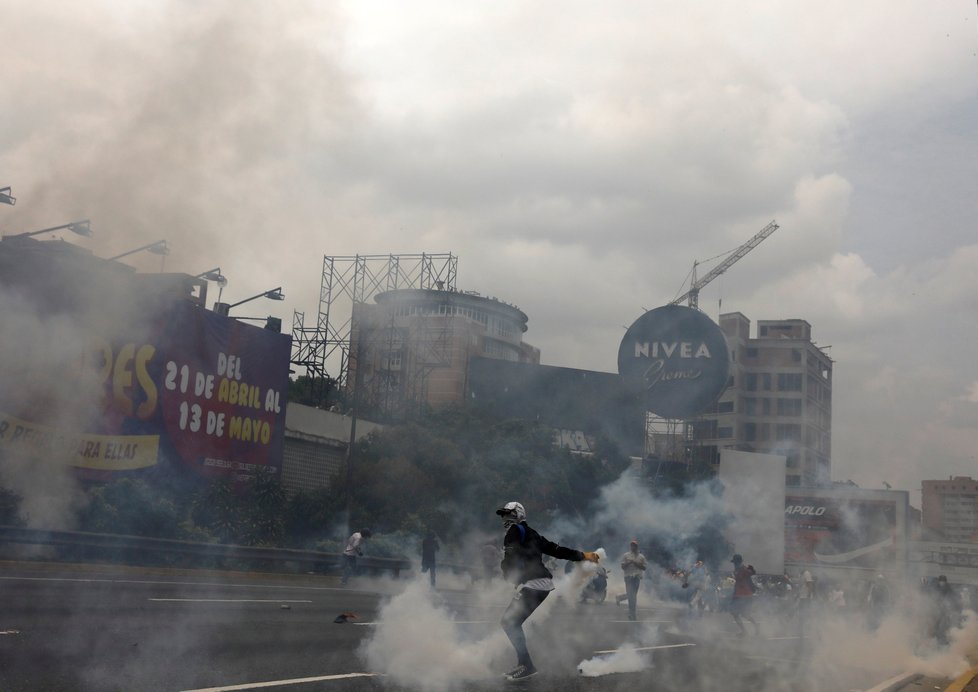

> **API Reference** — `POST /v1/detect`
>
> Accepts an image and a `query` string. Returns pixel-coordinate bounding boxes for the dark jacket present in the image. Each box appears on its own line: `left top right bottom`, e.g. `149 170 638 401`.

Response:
500 522 585 584
421 535 439 568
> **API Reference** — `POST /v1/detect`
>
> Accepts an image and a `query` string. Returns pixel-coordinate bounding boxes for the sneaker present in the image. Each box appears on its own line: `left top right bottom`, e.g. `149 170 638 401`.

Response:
505 665 538 681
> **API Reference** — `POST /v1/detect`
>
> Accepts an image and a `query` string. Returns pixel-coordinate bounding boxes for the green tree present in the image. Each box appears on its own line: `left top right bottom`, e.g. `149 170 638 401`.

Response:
79 478 184 538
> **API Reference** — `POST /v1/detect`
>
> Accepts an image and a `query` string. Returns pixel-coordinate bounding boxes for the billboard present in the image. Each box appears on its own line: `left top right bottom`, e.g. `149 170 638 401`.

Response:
466 357 645 456
617 304 730 419
784 487 910 572
0 299 291 480
718 449 786 576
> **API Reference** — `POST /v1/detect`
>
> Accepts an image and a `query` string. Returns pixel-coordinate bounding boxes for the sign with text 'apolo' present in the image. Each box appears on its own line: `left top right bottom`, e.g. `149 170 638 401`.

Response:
617 304 729 419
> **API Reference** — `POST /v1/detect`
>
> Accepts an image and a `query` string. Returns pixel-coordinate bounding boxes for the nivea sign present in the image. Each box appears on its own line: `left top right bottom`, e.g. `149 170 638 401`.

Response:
617 304 730 419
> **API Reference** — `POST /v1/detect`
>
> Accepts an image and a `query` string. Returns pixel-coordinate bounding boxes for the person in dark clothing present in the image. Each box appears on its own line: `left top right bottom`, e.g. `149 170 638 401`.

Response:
421 530 439 589
495 501 599 681
730 553 760 635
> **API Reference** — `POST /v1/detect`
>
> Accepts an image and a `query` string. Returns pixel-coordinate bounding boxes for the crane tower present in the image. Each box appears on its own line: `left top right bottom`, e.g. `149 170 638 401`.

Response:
670 220 780 310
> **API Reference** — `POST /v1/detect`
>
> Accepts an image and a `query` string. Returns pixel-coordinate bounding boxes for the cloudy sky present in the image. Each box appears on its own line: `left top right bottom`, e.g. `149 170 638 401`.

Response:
2 0 976 501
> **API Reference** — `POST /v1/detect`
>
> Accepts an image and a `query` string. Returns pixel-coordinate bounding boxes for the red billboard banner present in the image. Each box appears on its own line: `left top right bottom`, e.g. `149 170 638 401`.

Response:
0 299 291 480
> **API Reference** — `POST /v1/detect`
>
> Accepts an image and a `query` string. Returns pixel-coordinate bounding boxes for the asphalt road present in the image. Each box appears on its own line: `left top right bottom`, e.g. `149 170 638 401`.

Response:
0 562 957 691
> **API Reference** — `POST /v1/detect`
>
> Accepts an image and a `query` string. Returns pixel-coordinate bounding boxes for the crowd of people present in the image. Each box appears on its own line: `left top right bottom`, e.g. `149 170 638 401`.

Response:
337 505 975 680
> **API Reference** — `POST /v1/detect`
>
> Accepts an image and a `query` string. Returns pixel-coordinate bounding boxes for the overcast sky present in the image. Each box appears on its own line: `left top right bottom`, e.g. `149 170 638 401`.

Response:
2 1 976 502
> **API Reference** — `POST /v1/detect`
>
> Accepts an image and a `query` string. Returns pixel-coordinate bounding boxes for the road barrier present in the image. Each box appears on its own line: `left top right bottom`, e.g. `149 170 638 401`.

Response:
0 525 412 578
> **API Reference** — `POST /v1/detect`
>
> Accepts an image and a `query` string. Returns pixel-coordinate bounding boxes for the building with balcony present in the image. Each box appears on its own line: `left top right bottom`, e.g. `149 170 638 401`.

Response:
922 476 978 542
691 313 833 487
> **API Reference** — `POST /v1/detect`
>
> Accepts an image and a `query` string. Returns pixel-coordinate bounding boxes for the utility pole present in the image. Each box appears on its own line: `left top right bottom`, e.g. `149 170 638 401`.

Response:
344 337 364 534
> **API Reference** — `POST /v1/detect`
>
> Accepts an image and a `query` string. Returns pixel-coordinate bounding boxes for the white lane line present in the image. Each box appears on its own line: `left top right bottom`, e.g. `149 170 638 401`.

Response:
766 636 802 640
592 643 696 654
352 620 489 626
0 575 355 593
149 598 312 604
609 620 675 625
0 630 21 636
180 672 379 691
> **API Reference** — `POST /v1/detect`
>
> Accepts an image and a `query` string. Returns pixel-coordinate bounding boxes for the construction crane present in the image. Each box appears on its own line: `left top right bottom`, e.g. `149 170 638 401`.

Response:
669 220 780 309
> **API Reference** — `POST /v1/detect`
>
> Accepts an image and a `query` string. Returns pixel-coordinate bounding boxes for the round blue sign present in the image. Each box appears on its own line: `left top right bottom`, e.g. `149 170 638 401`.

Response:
617 305 730 419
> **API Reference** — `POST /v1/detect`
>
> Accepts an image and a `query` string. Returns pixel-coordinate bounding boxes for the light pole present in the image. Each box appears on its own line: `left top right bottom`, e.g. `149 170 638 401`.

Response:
214 287 284 316
107 239 169 262
3 219 93 239
195 267 228 304
0 187 15 206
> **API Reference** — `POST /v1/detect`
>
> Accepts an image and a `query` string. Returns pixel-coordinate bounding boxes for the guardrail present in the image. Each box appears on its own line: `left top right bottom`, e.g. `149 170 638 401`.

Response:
0 525 413 578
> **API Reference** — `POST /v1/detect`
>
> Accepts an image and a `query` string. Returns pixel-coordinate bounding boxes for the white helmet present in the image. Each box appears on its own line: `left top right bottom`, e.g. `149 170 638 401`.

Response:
495 501 526 522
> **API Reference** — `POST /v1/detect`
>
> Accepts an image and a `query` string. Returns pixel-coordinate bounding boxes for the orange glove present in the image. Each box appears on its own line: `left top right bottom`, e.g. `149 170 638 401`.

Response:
583 551 600 563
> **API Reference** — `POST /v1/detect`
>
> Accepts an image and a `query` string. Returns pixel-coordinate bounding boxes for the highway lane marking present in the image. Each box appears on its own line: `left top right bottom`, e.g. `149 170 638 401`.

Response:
352 620 490 626
179 672 379 691
149 598 313 603
765 636 802 640
610 619 673 623
0 575 364 593
592 643 696 654
0 630 21 635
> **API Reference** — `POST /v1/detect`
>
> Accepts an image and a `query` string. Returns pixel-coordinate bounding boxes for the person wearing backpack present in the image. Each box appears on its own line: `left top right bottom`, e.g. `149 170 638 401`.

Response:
495 501 599 681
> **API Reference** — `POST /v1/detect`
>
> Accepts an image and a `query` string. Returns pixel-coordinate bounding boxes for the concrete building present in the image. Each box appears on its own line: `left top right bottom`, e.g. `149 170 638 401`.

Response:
349 288 540 419
693 313 833 487
922 476 978 542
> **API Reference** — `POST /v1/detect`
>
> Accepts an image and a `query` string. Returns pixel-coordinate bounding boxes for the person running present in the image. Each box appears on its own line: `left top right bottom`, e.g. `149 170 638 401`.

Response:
420 530 439 589
340 527 371 585
614 540 648 620
496 501 599 681
730 553 760 635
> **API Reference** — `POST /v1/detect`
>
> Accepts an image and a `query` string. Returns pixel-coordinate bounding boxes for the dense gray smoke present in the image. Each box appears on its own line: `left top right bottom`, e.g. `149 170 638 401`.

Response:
362 471 978 690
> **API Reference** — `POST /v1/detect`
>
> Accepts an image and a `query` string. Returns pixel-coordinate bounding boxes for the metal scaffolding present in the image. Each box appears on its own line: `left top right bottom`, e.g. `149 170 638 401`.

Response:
290 253 458 412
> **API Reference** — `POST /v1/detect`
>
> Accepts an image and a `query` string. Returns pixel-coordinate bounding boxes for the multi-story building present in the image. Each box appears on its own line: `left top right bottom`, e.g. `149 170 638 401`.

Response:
922 476 978 542
349 288 540 419
691 312 833 487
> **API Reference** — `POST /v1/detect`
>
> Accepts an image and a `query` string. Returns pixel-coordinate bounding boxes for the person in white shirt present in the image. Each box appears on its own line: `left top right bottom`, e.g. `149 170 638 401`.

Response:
614 540 648 621
340 528 372 585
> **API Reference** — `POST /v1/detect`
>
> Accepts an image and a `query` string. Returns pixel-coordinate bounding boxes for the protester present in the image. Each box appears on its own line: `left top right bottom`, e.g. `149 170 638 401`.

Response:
935 575 962 645
866 573 890 630
730 553 760 635
496 501 599 681
613 540 648 621
687 558 709 615
421 530 439 589
340 527 372 586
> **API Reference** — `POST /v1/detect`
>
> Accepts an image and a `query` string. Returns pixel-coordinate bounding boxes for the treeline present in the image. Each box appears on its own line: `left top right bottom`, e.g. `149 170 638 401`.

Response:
0 407 631 558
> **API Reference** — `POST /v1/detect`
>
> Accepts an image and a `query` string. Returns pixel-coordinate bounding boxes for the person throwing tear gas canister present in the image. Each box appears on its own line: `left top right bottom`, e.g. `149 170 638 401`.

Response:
496 501 599 681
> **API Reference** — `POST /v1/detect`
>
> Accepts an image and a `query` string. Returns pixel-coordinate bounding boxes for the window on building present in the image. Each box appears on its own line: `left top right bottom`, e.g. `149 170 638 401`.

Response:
777 398 802 416
762 373 773 391
776 424 801 442
760 326 769 336
745 398 757 416
747 347 758 357
778 373 803 391
717 400 734 413
718 426 733 439
744 423 757 441
762 398 771 415
746 373 758 391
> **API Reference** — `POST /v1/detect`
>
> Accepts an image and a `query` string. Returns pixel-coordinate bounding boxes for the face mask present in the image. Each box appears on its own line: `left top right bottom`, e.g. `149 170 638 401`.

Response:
502 516 516 529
